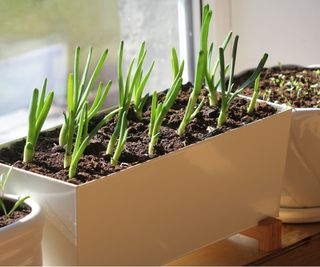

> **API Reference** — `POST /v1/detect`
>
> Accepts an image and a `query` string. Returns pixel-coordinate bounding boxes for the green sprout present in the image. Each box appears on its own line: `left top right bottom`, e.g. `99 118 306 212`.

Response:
171 48 179 79
59 47 109 147
297 86 303 99
202 5 231 107
111 111 128 166
269 77 276 86
310 83 319 90
133 42 155 120
277 74 286 87
200 4 212 56
313 69 320 77
217 35 268 127
106 41 154 155
63 71 112 168
262 88 272 102
284 75 304 100
23 79 54 162
148 61 184 156
202 4 232 107
247 74 261 114
68 102 121 178
205 31 232 107
0 167 30 218
176 4 212 136
177 51 206 136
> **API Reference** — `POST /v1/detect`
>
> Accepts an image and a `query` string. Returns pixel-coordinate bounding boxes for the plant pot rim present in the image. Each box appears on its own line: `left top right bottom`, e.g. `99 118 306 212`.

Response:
236 64 320 111
0 99 290 188
0 193 41 232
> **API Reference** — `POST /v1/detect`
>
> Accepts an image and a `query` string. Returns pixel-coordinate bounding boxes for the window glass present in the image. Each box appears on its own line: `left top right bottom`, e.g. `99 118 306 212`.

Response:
119 0 180 92
0 0 181 142
0 0 120 142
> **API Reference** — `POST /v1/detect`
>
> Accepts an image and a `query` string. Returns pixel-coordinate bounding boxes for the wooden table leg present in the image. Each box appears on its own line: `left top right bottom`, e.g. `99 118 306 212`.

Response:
240 217 282 252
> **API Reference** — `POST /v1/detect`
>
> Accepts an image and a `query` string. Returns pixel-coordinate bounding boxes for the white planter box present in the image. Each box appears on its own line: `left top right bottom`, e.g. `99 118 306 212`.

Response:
0 194 43 265
0 103 291 265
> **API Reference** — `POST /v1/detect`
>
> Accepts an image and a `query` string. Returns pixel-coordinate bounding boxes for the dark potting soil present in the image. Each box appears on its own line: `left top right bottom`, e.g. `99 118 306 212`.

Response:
237 66 320 108
0 199 31 228
0 83 276 185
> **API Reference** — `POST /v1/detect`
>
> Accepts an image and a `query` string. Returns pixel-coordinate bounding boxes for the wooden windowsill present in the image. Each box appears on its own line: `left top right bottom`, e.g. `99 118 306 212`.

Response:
166 222 320 266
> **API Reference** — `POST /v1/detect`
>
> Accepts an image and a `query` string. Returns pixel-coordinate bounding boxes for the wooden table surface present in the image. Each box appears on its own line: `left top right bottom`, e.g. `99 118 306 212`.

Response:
166 222 320 266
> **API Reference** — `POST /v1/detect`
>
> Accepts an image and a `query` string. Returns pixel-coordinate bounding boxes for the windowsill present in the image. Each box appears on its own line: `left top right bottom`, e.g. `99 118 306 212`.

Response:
0 106 64 143
166 222 320 266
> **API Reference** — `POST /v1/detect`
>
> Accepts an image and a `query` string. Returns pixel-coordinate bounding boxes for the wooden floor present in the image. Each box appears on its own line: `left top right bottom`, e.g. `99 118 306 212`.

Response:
166 222 320 266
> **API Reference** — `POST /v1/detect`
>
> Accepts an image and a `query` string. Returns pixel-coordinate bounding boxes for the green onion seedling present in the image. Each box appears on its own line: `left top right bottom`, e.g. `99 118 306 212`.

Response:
111 111 128 166
176 4 212 136
297 86 303 99
148 61 184 156
171 48 179 79
314 69 320 77
205 31 232 107
106 41 131 155
177 50 206 136
59 47 109 147
68 103 121 178
202 4 232 107
106 41 154 155
200 4 212 58
262 89 272 102
133 42 155 120
247 74 261 114
23 79 54 162
269 77 276 86
0 167 30 218
63 71 112 168
217 35 268 127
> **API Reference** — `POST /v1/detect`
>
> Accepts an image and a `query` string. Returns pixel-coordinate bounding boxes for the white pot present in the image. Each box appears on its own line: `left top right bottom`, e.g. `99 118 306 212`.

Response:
0 194 43 266
280 108 320 222
238 64 320 223
0 103 291 265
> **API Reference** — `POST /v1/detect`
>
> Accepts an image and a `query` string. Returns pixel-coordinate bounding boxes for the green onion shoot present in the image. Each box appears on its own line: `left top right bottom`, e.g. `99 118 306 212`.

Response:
247 74 261 114
106 41 154 155
68 103 121 178
217 35 268 127
133 41 155 120
24 79 54 162
111 111 128 166
148 60 184 156
177 50 206 136
59 47 109 147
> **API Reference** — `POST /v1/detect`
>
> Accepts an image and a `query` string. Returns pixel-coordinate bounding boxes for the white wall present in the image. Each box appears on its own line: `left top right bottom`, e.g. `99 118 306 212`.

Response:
205 0 320 72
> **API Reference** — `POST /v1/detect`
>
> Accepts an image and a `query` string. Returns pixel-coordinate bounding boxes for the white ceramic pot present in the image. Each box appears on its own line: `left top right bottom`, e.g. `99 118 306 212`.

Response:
280 108 320 222
0 194 43 266
0 102 291 265
238 64 320 223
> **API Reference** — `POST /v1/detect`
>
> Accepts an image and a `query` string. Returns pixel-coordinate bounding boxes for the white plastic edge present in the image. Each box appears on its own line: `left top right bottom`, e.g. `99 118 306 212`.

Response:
0 193 42 232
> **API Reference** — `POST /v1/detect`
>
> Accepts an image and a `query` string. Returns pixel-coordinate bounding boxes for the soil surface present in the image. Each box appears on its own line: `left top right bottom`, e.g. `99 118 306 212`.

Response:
0 199 31 228
237 66 320 108
0 83 276 185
